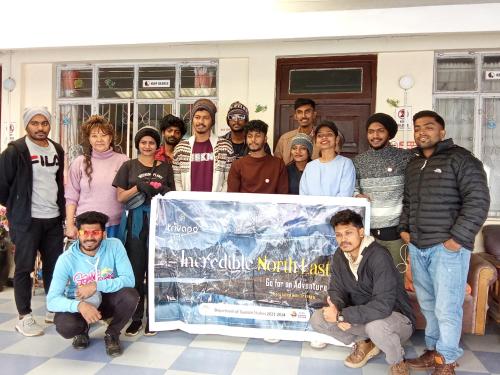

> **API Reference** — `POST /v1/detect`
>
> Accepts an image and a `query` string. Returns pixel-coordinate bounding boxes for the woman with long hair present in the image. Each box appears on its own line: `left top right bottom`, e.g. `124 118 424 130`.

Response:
65 115 128 239
113 126 175 336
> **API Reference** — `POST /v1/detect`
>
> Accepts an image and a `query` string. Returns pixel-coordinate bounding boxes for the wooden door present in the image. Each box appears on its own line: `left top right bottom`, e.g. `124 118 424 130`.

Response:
274 55 377 158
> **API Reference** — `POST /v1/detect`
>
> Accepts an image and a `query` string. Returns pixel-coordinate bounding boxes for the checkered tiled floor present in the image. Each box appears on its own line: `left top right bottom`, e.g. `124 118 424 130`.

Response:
0 287 498 375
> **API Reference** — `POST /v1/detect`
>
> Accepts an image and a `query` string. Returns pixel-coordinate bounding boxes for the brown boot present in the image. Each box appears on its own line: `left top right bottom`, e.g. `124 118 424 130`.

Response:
431 353 458 375
344 339 381 368
406 349 437 371
389 361 409 375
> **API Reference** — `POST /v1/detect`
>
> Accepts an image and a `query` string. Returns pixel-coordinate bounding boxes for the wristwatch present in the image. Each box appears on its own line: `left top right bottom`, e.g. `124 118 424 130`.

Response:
337 312 345 322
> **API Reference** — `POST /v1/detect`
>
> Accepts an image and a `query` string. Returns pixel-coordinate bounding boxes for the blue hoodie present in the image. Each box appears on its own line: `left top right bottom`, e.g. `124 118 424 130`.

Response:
47 238 135 313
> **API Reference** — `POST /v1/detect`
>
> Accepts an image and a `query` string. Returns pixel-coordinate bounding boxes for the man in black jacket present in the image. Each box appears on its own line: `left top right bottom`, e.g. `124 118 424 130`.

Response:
310 209 415 375
399 110 489 375
0 107 65 337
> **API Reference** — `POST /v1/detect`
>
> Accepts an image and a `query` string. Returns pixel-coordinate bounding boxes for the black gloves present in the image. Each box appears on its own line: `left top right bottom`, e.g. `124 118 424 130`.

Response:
136 181 157 199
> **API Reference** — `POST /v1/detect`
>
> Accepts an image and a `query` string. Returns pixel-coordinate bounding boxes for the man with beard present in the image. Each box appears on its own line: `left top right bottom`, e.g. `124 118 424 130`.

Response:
400 111 489 375
173 99 234 191
222 101 271 159
274 98 320 164
353 113 413 268
0 107 65 336
310 209 415 375
155 114 187 163
228 120 288 193
47 211 138 357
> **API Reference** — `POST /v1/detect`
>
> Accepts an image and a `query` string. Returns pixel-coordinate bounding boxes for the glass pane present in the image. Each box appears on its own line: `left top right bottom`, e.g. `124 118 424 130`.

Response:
137 103 174 130
179 103 195 135
180 66 217 97
98 67 134 99
482 55 500 93
59 69 93 98
289 68 362 94
138 66 176 99
435 57 477 92
482 98 500 216
99 103 132 156
58 104 92 167
434 98 475 151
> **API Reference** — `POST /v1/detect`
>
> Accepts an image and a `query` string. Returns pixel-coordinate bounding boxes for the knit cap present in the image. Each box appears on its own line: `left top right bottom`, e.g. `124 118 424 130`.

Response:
291 133 313 157
366 113 398 140
226 101 249 120
191 99 217 125
23 106 52 127
134 126 161 149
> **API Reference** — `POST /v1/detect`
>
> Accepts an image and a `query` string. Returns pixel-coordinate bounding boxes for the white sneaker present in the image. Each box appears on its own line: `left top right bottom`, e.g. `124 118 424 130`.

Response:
263 338 281 344
310 341 327 349
45 311 55 324
15 314 44 337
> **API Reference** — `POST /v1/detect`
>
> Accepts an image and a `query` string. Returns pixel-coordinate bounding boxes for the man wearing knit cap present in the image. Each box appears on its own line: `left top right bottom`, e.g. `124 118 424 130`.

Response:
0 106 65 336
274 98 320 165
353 113 413 270
173 99 234 191
222 101 271 159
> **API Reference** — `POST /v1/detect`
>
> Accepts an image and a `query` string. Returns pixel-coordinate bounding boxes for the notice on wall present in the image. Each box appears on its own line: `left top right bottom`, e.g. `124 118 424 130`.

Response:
143 79 171 88
395 106 412 130
1 122 16 151
485 71 500 80
148 192 370 344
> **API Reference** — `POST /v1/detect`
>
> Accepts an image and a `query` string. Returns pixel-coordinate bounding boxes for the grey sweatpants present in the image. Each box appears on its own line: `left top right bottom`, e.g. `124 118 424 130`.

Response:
310 310 414 365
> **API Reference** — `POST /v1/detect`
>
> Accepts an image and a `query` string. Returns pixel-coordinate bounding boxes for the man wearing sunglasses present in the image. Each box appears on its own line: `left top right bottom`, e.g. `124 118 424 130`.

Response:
222 101 271 159
47 211 138 357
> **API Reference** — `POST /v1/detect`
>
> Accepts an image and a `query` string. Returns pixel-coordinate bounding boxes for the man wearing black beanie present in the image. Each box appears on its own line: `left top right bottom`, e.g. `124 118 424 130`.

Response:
353 113 413 271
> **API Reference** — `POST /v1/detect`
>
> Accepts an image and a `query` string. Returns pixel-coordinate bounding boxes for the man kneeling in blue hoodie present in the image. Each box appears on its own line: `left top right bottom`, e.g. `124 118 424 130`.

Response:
47 211 139 357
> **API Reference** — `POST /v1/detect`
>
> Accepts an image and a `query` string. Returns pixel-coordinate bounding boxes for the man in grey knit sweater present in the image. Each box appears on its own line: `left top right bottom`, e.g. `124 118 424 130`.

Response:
353 113 413 271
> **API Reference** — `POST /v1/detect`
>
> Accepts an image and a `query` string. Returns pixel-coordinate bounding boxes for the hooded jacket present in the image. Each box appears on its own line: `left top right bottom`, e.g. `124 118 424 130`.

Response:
398 138 490 250
328 237 415 326
0 136 65 231
47 237 135 313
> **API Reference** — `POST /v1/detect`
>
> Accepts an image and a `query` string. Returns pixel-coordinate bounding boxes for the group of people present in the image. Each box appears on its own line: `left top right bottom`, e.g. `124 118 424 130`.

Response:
0 95 490 375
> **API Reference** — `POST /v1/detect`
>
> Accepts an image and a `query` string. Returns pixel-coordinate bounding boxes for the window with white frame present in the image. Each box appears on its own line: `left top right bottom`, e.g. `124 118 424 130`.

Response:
56 62 218 164
434 52 500 217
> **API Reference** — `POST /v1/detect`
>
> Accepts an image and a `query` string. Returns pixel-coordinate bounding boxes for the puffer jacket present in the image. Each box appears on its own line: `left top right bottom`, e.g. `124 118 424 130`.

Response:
398 138 489 250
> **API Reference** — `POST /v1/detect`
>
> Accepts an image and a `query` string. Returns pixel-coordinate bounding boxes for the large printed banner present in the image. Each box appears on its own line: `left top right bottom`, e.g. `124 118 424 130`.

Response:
148 192 370 344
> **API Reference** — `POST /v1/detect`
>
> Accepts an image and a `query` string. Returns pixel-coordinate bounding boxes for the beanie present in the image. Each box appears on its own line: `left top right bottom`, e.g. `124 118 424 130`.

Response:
226 101 249 124
291 133 313 157
134 126 161 150
366 113 398 140
191 99 217 125
23 106 52 127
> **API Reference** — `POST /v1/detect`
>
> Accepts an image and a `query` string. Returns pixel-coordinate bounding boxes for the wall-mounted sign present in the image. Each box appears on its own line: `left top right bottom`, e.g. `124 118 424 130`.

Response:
485 71 500 80
395 106 412 130
143 79 171 88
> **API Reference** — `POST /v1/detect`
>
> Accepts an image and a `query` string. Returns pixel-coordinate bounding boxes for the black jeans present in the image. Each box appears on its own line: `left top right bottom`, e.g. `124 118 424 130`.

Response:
125 213 149 322
54 288 139 338
10 217 64 315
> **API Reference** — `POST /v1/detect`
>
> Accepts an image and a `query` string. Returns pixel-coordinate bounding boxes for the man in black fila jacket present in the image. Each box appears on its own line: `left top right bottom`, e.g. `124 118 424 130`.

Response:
310 209 415 375
399 110 489 375
0 106 65 337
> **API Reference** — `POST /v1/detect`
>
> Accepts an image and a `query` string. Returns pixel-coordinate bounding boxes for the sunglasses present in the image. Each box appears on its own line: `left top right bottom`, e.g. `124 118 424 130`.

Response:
228 114 246 121
78 229 104 237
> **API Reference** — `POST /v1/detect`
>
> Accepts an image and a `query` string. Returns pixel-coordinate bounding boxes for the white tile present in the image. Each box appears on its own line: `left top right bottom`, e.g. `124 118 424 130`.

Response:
300 341 352 360
232 352 300 375
26 358 105 375
164 371 214 375
189 334 248 351
463 333 500 353
1 334 70 357
111 341 185 369
455 350 489 373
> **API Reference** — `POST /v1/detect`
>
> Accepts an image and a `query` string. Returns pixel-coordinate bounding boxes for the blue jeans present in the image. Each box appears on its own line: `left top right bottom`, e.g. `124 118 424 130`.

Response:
408 242 471 363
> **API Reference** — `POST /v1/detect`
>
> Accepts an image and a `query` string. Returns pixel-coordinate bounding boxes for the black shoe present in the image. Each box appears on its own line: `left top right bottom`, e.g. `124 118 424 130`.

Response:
144 320 157 336
104 334 122 357
125 320 142 336
72 333 89 350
